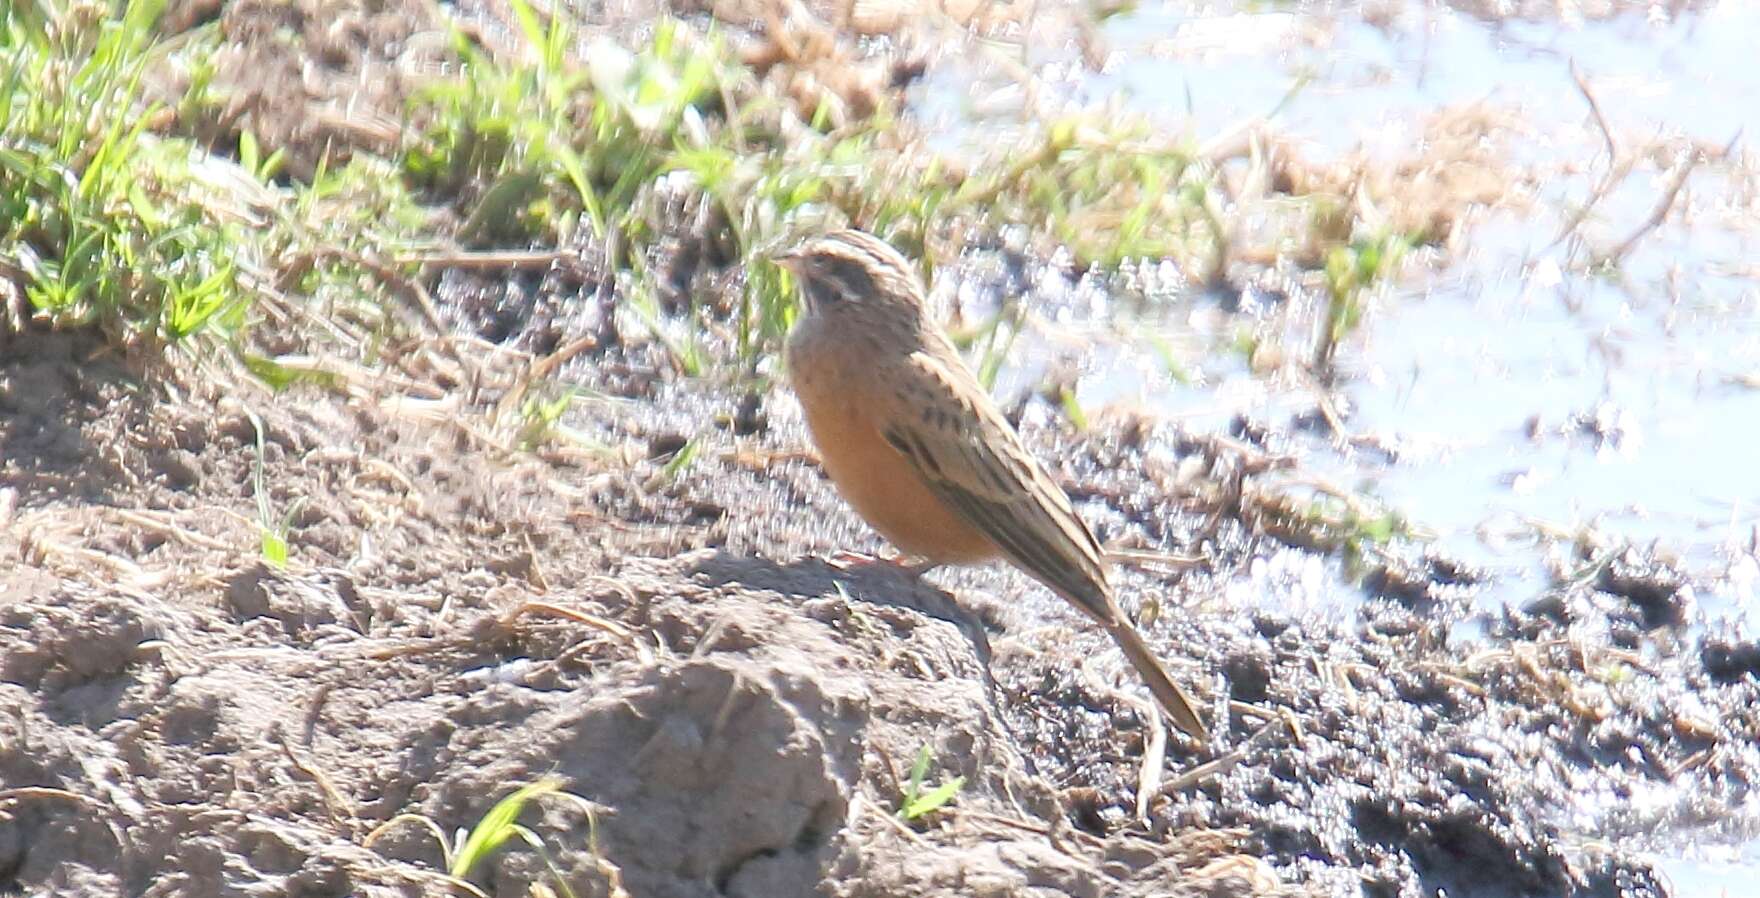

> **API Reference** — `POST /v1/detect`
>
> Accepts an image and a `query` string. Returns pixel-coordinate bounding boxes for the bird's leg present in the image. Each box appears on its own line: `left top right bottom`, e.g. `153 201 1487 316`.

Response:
828 549 939 579
902 556 940 576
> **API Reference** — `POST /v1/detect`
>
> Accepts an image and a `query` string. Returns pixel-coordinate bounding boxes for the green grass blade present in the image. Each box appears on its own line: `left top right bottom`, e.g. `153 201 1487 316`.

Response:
450 778 563 880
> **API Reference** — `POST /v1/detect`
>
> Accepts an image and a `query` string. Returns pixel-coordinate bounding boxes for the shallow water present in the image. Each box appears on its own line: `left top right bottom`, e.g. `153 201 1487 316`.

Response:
914 0 1760 621
1093 3 1758 152
1649 835 1760 897
914 4 1760 889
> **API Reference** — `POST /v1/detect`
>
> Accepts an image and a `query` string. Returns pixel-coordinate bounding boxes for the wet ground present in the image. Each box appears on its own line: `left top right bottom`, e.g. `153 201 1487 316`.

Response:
4 1 1760 897
911 1 1760 891
918 0 1760 607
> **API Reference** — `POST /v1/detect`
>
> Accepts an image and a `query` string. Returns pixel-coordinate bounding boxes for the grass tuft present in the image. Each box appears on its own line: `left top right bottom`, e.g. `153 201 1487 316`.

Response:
0 0 438 362
1 0 1426 397
405 5 726 248
1314 229 1413 375
0 0 242 345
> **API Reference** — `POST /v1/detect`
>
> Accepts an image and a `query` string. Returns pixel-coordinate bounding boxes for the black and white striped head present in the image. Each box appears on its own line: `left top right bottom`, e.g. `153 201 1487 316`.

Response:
773 229 926 320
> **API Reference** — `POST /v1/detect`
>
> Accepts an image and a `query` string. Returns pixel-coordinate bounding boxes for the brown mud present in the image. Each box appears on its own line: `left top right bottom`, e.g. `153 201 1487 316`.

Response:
8 250 1759 896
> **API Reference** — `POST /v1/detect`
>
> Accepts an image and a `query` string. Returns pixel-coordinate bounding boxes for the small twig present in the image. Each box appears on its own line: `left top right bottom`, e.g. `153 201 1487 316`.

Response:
275 727 359 829
24 532 164 589
1663 747 1718 781
1275 705 1306 750
520 532 551 593
1156 745 1247 797
250 353 448 400
360 638 466 661
1418 662 1488 697
853 792 929 847
1157 717 1287 798
363 813 454 867
869 742 907 812
1549 61 1635 250
353 457 421 501
282 248 446 333
501 600 654 665
1227 700 1286 725
1154 700 1319 802
0 786 109 812
708 671 745 745
109 508 239 552
349 249 447 333
719 447 820 473
1309 382 1352 444
0 787 127 852
1596 147 1704 265
1181 431 1299 475
398 249 563 270
952 808 1053 837
582 575 643 612
1570 59 1619 165
303 682 336 748
1134 698 1166 825
346 842 491 898
495 333 601 424
1106 547 1205 571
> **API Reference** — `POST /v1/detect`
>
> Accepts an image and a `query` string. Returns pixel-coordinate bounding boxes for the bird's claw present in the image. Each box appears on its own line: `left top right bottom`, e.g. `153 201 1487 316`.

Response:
828 550 936 578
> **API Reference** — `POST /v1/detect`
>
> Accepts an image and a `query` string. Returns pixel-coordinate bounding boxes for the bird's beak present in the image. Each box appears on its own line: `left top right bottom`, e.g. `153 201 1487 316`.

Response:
770 247 804 273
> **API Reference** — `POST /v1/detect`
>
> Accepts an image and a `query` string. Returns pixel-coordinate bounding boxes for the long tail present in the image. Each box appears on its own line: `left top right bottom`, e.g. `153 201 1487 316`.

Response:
1106 620 1209 742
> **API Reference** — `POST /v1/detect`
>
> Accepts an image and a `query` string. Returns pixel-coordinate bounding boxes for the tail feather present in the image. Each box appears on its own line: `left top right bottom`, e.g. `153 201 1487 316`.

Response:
1106 621 1209 741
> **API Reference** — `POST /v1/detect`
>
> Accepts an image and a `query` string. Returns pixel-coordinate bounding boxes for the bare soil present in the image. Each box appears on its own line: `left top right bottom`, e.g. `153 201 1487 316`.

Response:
7 267 1758 897
0 328 1296 898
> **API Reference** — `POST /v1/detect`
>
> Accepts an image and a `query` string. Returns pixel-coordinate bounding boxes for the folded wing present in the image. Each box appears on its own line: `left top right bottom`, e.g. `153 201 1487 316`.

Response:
878 348 1114 622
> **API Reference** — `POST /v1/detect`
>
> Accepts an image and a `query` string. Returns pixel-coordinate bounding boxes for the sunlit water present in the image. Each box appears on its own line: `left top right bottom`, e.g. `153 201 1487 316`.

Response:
913 2 1760 889
914 1 1760 618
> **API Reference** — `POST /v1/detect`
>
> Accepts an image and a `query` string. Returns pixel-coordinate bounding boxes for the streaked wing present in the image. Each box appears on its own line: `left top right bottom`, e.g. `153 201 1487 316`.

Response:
878 348 1114 621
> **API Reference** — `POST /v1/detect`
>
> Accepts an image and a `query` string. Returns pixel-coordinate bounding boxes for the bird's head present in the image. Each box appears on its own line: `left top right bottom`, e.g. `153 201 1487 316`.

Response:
773 229 927 322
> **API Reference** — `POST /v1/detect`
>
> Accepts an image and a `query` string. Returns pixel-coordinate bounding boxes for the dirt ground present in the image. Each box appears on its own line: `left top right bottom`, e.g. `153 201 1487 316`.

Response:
0 327 1292 898
7 278 1759 897
6 1 1760 897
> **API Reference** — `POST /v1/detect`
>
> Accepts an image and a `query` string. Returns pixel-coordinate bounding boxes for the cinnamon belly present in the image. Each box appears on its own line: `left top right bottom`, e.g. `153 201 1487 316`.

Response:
790 358 997 564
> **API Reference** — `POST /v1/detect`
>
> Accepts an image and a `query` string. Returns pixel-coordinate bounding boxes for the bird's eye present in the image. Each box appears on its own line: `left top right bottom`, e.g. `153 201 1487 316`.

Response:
820 257 876 301
793 264 840 311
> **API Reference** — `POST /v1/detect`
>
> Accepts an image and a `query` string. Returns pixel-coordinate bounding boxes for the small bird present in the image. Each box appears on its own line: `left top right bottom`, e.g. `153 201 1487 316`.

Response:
775 228 1209 742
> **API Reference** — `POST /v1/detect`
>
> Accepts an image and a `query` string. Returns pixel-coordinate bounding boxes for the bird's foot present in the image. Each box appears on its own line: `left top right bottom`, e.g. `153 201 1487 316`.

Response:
829 550 938 578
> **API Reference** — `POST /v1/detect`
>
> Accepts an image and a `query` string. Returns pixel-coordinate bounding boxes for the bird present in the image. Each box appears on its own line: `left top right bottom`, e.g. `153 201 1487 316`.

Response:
774 228 1209 742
